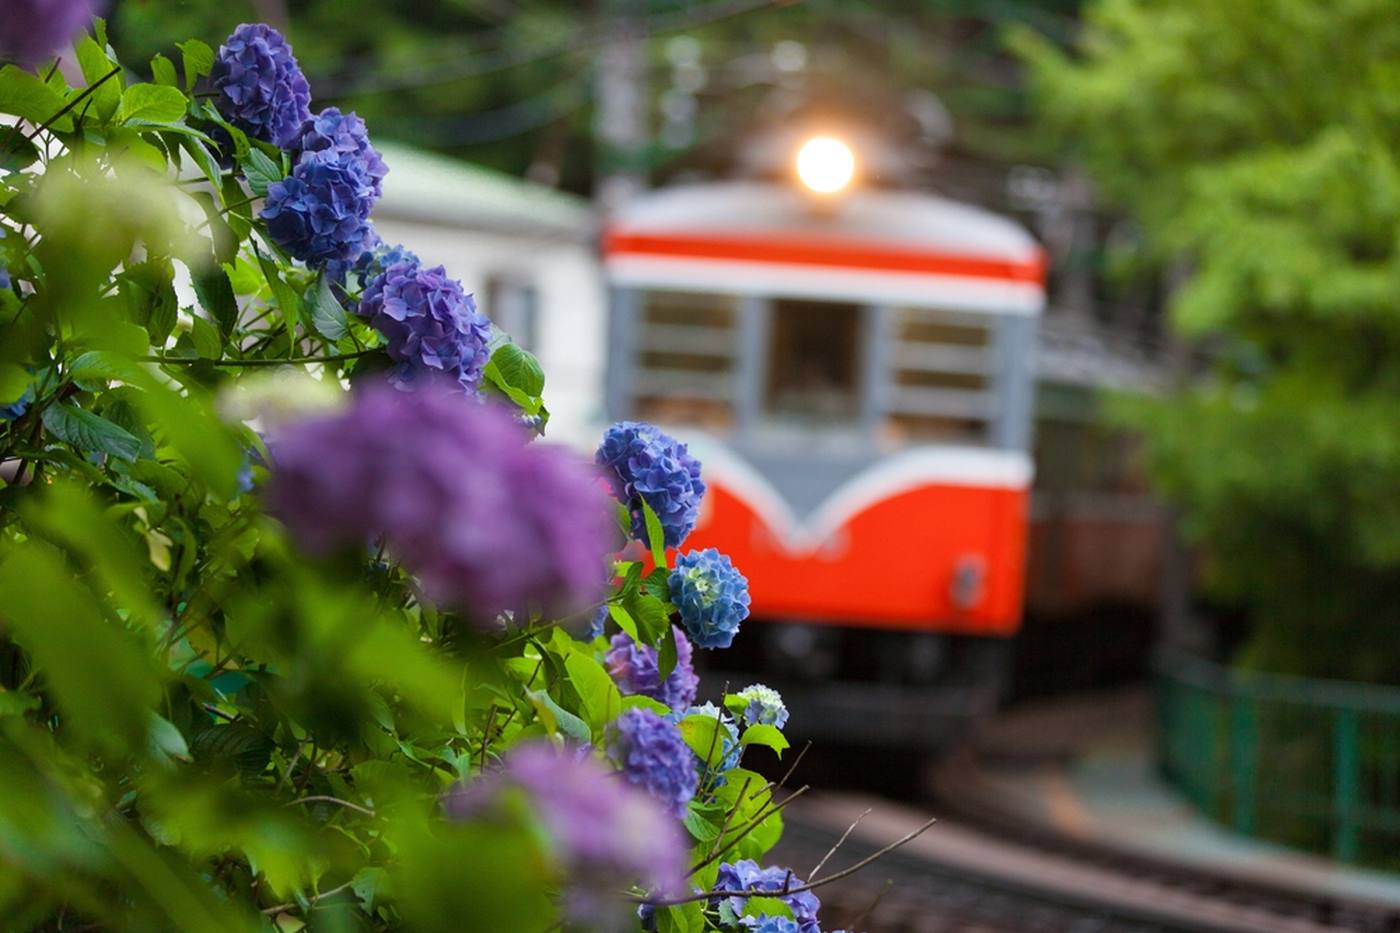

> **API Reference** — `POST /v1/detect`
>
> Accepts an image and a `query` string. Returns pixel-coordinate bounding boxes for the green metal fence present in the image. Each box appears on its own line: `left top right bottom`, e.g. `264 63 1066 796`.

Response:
1156 653 1400 868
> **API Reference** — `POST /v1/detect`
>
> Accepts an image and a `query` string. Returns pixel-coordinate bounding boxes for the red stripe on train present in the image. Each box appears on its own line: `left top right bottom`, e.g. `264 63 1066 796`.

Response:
604 231 1047 284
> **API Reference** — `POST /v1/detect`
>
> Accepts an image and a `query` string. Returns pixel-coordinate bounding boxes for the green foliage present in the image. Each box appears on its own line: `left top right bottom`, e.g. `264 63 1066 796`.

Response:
1020 0 1400 679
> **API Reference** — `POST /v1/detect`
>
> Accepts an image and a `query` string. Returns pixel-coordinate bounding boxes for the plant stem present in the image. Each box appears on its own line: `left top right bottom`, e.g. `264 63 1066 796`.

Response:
145 349 377 367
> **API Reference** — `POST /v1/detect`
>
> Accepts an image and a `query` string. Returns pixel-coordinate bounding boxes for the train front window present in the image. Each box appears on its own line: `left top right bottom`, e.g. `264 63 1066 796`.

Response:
766 298 863 422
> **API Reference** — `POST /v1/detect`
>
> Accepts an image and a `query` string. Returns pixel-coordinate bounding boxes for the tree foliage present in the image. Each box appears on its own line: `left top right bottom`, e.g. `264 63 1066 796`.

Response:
1016 0 1400 678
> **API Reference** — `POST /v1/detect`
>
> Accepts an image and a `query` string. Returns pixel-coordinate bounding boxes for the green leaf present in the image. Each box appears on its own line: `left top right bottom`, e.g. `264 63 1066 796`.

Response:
191 267 238 338
191 722 275 777
0 134 38 172
564 653 622 737
0 65 74 131
677 712 724 766
241 147 283 197
191 315 222 360
682 804 721 842
117 84 187 125
255 244 301 346
0 363 29 405
658 623 678 680
624 591 672 645
740 724 789 757
178 39 214 92
607 602 639 643
180 136 223 192
42 403 142 462
305 272 349 341
742 897 794 921
656 901 707 933
150 53 178 88
0 543 160 753
526 689 591 744
148 713 191 763
621 695 671 716
489 342 545 397
74 37 122 122
642 498 668 569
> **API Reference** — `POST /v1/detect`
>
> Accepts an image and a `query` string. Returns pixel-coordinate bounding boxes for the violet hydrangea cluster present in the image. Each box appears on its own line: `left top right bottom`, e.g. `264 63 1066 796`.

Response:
669 548 751 649
357 256 493 392
736 683 789 729
442 742 686 903
605 624 699 712
211 24 311 149
748 917 802 933
596 421 706 548
606 708 697 819
261 112 385 267
265 380 609 621
0 0 96 67
714 859 823 933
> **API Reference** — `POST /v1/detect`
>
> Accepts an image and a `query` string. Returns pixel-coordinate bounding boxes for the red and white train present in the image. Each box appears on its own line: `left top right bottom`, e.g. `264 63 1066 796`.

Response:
600 137 1046 741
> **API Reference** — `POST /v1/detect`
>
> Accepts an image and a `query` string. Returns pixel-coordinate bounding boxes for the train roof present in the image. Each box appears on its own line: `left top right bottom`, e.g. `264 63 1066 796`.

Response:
604 181 1046 314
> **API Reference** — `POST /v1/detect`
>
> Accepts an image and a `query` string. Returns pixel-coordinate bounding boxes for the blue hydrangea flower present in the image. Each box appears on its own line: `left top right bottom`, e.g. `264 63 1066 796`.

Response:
261 155 379 267
211 23 311 149
735 683 788 729
746 917 801 933
0 384 33 423
596 421 705 549
0 0 96 67
356 258 492 392
606 708 697 819
290 107 388 199
713 860 822 933
605 625 699 712
686 701 741 780
576 603 609 642
669 548 750 649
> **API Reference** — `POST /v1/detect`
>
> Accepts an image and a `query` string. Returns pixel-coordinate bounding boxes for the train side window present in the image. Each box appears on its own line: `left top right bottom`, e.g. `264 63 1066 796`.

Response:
883 308 995 444
632 290 738 430
765 298 862 423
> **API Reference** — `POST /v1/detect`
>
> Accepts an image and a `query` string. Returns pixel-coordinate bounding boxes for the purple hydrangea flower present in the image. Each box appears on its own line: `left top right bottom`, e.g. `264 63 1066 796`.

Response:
607 708 697 819
261 147 380 267
211 23 311 149
291 107 388 198
714 860 822 933
265 380 610 621
735 683 788 729
357 258 493 392
0 0 97 67
443 742 686 903
596 421 705 549
686 701 741 781
670 548 750 649
605 625 699 712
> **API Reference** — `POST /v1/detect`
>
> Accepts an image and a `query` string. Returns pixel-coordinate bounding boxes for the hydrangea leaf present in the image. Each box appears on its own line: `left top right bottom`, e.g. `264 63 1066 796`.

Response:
677 712 724 766
255 244 301 350
740 724 789 757
177 39 214 92
526 689 590 744
620 695 670 716
74 37 122 122
744 898 795 921
0 65 74 131
191 267 238 338
0 362 29 405
642 498 668 569
306 271 349 341
42 402 142 462
656 901 706 933
117 84 188 125
240 147 283 197
607 601 640 644
564 652 622 737
658 623 678 681
150 53 178 88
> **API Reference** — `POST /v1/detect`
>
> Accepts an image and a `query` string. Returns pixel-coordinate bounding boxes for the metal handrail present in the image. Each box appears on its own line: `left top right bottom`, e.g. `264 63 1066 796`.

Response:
1155 652 1400 867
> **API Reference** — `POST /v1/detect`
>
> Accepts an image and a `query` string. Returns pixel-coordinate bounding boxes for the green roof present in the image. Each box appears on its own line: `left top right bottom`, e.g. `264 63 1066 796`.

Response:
374 141 592 237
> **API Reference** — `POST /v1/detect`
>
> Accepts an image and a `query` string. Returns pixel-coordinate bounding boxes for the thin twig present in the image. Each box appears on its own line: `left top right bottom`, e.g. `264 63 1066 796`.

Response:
646 814 937 907
21 65 122 143
706 776 752 860
259 877 358 915
144 348 376 367
284 795 376 818
809 807 873 879
687 785 809 877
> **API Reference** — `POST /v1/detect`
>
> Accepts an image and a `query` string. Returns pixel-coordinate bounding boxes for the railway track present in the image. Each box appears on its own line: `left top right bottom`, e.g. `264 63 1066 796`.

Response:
767 740 1400 933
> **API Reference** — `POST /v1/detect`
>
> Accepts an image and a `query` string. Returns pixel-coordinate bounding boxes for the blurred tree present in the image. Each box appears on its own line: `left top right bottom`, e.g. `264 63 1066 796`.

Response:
108 0 1080 197
1016 0 1400 680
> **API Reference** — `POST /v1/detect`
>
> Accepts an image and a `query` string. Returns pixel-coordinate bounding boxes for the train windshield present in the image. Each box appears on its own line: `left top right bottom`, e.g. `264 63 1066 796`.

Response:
767 298 862 424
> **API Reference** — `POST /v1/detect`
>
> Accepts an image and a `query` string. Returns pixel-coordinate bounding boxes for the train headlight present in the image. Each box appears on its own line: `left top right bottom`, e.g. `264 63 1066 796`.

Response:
796 135 855 195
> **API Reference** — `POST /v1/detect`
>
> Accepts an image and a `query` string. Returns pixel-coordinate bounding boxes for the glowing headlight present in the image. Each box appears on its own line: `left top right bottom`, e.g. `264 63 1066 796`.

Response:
796 135 855 195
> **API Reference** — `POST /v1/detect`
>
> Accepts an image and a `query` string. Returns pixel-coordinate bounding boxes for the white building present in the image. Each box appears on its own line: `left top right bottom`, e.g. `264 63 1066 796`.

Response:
371 143 608 444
